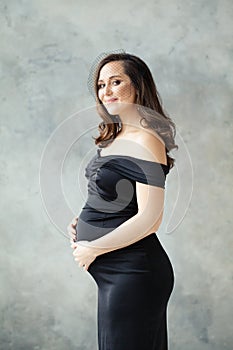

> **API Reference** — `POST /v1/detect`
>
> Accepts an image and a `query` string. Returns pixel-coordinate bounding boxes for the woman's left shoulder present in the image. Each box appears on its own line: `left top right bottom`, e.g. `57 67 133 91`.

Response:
134 130 167 165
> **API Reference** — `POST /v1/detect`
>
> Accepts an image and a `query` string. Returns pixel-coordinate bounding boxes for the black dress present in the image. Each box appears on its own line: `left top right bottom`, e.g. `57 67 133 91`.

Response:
77 148 175 350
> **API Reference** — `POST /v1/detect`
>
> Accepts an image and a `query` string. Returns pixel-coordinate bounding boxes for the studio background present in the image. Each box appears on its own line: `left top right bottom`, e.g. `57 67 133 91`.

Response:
1 1 232 349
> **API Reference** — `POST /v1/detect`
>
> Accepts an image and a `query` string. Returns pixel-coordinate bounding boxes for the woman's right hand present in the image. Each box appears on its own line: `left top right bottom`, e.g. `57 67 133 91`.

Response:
67 216 78 244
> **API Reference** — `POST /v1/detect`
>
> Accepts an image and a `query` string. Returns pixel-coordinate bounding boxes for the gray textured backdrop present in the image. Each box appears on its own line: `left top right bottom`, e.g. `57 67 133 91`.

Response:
1 1 232 349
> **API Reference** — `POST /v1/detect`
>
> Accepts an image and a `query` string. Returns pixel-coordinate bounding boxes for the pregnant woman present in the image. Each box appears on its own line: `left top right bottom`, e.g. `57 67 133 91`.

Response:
68 52 178 350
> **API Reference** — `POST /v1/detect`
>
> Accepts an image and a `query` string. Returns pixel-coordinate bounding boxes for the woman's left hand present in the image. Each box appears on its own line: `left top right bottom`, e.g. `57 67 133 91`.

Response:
71 241 98 271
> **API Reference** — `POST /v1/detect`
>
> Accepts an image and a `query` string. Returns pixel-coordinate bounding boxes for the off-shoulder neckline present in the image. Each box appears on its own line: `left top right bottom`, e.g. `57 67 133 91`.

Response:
97 148 169 168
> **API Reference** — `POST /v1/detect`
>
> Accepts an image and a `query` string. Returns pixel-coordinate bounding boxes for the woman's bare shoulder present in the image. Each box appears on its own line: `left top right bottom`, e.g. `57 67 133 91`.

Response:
128 129 167 164
101 129 167 164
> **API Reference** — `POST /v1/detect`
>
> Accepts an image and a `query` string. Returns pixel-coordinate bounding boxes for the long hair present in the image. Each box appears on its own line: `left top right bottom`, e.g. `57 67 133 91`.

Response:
90 53 178 168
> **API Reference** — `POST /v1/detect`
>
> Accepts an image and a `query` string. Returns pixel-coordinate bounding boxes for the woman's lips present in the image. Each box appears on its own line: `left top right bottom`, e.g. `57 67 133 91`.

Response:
106 98 118 103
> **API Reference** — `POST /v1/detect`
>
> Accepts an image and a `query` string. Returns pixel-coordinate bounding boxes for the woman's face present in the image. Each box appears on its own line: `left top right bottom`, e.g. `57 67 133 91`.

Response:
97 61 137 116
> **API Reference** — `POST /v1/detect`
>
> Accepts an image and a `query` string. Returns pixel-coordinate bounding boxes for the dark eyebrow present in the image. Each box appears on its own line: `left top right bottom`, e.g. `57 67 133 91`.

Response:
98 75 122 83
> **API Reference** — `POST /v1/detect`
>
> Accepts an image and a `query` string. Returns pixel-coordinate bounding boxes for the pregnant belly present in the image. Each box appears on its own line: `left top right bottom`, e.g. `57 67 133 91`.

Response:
76 210 135 241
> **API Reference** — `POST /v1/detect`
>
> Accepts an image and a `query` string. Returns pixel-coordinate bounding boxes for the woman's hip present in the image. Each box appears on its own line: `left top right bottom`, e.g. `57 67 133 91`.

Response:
88 233 174 291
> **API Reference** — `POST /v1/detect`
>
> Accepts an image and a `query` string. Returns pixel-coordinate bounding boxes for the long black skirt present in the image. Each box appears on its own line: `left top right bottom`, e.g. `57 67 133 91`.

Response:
88 233 175 350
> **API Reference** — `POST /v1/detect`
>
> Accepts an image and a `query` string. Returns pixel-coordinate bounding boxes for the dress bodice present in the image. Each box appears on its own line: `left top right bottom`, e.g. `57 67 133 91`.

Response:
76 148 170 241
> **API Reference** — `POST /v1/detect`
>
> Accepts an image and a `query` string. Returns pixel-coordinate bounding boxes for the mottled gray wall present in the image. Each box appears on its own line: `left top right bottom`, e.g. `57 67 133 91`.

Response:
1 0 232 349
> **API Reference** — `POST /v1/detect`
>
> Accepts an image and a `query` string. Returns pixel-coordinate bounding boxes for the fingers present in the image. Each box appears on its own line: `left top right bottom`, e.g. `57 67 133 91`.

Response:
76 260 89 271
68 219 90 272
72 249 90 271
67 224 76 234
69 231 77 241
78 261 83 268
70 241 78 249
72 217 78 226
67 216 78 241
67 224 75 233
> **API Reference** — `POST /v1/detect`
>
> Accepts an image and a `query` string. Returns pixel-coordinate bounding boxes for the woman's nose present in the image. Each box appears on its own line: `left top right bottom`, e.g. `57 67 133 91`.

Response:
104 84 112 95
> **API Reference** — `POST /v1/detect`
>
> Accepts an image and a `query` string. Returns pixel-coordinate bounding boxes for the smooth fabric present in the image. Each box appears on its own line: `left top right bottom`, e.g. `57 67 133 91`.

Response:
77 148 170 241
77 148 175 350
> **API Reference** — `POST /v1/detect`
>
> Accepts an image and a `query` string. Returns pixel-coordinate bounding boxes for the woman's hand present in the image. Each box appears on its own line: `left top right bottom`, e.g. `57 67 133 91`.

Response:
67 216 78 244
71 241 98 271
67 217 99 271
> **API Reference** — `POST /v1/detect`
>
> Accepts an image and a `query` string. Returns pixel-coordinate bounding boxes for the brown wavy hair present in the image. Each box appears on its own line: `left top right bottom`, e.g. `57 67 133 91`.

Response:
90 53 178 169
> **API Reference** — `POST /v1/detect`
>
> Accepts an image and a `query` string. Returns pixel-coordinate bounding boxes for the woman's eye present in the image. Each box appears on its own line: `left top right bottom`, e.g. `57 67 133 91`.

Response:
97 80 121 90
112 80 121 85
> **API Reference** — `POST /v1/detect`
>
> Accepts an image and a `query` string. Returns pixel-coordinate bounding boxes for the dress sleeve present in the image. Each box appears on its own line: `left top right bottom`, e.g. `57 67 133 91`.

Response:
105 157 169 188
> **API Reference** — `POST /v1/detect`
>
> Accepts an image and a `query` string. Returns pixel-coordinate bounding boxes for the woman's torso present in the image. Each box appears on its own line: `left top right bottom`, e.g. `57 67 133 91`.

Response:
77 132 169 241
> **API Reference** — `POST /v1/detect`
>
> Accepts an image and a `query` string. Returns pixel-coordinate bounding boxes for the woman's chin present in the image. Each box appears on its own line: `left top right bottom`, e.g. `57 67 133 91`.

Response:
105 104 121 116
